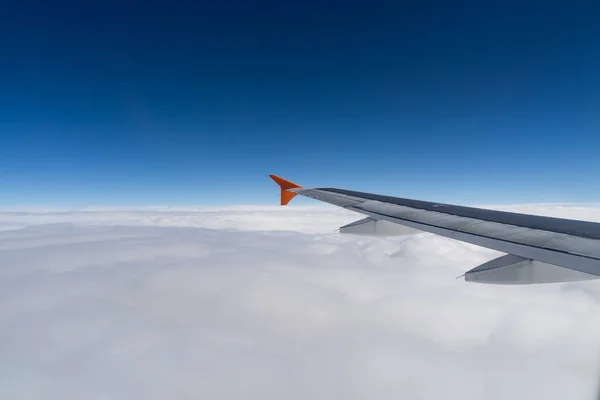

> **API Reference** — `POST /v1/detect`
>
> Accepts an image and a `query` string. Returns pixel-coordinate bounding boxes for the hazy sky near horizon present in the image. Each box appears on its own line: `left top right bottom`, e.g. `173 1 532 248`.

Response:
1 1 599 206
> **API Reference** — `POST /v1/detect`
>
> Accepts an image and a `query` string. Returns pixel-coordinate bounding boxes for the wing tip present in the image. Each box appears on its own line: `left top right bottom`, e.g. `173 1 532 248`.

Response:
269 174 302 205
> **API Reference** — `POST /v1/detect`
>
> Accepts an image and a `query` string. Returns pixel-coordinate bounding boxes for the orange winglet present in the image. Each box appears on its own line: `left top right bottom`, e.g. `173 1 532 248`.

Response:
269 174 302 205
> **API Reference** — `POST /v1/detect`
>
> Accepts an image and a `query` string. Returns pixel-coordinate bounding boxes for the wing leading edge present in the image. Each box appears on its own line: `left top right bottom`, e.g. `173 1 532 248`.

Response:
269 174 600 284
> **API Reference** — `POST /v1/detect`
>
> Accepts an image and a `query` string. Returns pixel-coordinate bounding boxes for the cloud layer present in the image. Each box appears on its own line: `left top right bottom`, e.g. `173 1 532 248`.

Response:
1 205 600 399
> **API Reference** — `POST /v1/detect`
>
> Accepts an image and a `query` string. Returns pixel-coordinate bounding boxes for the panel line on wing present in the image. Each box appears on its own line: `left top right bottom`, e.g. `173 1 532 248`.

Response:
321 188 600 240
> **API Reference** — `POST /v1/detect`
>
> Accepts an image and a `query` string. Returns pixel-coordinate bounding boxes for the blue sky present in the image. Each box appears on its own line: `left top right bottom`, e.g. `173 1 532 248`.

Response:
1 1 599 207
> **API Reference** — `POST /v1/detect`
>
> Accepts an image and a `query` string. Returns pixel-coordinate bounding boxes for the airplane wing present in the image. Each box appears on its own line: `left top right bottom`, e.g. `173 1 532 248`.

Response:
269 174 600 284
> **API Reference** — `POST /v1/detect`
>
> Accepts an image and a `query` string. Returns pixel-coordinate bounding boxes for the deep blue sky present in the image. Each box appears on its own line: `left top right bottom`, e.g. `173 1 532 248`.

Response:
1 0 599 206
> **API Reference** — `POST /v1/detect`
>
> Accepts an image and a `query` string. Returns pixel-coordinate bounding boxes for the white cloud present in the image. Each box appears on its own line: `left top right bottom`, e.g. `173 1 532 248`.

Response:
1 205 600 399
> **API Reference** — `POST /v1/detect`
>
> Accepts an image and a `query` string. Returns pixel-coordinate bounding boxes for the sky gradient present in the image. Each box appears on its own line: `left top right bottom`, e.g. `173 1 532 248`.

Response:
1 1 599 206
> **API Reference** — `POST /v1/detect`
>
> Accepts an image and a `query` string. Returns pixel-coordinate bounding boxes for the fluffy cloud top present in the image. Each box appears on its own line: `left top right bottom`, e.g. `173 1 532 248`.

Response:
1 205 600 399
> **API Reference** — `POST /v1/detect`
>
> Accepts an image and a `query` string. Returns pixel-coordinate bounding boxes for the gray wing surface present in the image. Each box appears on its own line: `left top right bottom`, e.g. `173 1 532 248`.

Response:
285 185 600 284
